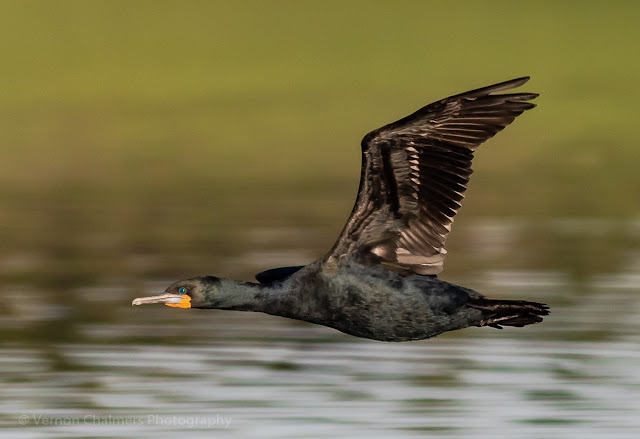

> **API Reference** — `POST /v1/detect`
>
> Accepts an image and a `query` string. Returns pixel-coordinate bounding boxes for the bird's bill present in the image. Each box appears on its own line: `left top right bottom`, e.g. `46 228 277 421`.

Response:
131 293 191 309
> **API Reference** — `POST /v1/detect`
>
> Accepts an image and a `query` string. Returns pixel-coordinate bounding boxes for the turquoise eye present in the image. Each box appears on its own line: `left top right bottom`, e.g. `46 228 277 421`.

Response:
178 287 187 295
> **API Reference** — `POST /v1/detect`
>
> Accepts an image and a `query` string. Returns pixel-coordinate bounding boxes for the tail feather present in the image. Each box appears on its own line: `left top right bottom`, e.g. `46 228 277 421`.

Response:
467 298 549 329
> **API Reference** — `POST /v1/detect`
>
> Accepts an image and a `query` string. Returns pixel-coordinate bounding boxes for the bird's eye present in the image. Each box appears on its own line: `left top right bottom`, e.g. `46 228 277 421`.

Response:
178 287 187 295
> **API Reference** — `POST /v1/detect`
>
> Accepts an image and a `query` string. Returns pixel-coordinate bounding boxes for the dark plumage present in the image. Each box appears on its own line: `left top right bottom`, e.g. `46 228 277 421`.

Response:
133 77 549 342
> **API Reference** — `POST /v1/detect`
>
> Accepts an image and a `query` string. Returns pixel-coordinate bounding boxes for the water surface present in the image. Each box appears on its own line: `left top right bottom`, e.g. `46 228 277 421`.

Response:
2 219 639 438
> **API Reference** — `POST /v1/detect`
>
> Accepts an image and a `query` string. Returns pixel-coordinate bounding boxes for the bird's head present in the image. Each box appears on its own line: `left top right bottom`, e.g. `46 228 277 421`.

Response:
132 276 221 309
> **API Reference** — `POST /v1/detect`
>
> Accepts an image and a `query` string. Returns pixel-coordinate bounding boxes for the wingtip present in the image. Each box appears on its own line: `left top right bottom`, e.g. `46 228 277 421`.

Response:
489 76 532 92
512 75 530 84
503 76 530 87
450 76 534 100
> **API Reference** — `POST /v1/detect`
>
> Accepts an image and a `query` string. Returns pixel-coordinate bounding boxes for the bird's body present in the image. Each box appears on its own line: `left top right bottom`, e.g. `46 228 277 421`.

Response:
281 260 478 341
133 77 549 341
200 260 484 341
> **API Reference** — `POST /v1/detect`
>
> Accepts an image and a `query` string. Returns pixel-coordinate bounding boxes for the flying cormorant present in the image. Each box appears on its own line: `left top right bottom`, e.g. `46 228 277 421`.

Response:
133 77 548 342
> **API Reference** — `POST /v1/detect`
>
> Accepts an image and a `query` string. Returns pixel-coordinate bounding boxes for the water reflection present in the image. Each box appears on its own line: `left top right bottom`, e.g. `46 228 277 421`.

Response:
2 219 640 438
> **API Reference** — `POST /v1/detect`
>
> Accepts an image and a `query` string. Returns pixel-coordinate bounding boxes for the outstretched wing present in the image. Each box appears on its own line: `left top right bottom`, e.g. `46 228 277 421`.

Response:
326 77 537 275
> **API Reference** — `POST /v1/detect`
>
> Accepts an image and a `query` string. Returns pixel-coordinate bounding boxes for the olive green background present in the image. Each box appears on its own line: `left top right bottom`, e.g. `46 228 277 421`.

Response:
1 0 638 305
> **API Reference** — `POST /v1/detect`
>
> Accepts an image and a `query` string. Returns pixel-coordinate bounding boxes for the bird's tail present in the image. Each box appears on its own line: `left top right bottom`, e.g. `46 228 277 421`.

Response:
467 298 549 329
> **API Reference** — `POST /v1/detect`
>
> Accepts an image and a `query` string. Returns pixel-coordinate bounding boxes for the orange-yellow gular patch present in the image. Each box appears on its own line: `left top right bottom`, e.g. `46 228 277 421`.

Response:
165 295 191 309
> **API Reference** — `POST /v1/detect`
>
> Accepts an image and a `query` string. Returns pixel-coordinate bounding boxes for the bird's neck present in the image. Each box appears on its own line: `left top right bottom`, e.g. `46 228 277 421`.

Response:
201 279 262 311
204 279 311 321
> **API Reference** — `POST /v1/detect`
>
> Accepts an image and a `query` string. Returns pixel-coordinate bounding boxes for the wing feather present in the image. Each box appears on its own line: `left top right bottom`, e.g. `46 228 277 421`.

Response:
326 77 538 275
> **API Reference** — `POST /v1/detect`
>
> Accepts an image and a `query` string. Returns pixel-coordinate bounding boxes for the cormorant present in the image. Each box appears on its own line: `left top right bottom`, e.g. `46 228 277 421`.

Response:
133 77 549 342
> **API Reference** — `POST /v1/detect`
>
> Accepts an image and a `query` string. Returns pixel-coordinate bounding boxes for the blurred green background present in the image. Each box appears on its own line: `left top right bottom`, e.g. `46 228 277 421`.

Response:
1 0 639 321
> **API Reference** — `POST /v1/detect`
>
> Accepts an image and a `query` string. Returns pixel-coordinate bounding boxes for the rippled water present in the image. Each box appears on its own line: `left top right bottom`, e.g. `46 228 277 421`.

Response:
2 219 640 438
